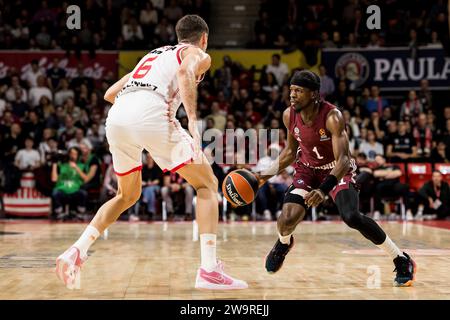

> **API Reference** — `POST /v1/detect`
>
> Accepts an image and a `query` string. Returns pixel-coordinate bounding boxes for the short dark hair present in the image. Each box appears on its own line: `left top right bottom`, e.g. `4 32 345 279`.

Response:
175 15 209 43
290 70 321 91
272 54 281 60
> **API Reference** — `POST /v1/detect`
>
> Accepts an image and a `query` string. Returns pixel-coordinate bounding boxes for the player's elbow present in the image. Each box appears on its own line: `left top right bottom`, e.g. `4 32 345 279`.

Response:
104 91 114 103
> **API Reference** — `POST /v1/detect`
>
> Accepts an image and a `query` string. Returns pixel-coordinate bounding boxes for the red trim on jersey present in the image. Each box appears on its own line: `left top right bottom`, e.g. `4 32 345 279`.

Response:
114 165 143 176
176 45 189 65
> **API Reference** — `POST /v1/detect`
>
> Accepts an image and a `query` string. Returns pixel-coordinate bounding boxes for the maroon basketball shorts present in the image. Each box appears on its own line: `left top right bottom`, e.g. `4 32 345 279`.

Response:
283 165 357 206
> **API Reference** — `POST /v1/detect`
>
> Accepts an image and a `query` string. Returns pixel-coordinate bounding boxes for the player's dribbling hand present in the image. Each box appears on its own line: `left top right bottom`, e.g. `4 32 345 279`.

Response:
253 173 268 188
304 189 325 208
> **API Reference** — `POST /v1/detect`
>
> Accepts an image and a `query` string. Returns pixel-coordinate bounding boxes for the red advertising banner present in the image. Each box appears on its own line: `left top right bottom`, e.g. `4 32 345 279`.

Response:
3 173 51 217
0 50 118 83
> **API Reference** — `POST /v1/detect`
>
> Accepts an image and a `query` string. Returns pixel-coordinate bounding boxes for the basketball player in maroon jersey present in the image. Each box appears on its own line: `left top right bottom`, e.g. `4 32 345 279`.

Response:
256 70 416 287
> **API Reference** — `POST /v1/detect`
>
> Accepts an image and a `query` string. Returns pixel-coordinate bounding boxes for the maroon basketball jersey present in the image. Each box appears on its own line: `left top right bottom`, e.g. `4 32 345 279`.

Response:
289 100 337 169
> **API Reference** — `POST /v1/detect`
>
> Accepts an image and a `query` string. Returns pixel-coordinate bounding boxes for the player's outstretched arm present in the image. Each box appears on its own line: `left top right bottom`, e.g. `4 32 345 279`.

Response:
104 73 131 104
257 107 298 187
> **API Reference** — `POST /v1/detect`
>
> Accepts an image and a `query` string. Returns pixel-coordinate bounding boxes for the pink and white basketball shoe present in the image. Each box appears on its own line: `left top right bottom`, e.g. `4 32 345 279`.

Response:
195 260 248 290
55 247 86 290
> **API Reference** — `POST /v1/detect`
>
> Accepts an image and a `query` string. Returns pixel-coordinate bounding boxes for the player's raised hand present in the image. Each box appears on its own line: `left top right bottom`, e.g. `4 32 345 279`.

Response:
304 189 325 208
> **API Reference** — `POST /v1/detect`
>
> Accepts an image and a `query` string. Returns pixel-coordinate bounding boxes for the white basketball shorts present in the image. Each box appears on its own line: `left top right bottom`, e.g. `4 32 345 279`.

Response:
105 90 194 176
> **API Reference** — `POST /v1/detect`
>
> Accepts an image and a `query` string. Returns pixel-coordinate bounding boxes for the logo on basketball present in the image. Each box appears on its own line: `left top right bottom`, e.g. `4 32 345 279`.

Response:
335 53 370 89
222 169 259 207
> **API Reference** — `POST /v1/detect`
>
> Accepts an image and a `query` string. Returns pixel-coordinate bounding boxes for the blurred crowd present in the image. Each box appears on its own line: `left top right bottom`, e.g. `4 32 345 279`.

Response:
252 0 450 57
0 0 210 51
0 51 449 221
0 0 449 222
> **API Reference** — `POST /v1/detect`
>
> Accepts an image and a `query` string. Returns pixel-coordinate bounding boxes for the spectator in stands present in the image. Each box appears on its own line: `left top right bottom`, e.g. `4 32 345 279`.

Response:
78 140 101 191
137 153 162 220
22 110 44 143
430 141 450 163
318 65 335 100
38 128 57 163
206 102 227 132
28 75 52 108
11 88 29 120
372 154 412 220
51 146 88 218
413 113 433 159
261 72 279 94
367 111 385 141
164 0 183 23
365 86 388 116
265 54 289 86
122 17 144 49
154 16 176 45
46 57 66 90
320 31 337 48
358 129 384 161
416 170 449 220
161 171 194 221
400 90 423 124
418 79 433 111
67 127 90 149
22 60 44 88
140 1 159 38
35 25 51 49
14 136 41 171
386 120 418 162
57 115 77 147
39 95 55 120
54 78 74 107
3 123 24 164
5 75 27 102
10 17 29 48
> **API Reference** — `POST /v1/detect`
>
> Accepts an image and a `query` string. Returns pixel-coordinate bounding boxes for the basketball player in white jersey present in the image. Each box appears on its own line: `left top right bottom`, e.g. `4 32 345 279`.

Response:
56 15 247 290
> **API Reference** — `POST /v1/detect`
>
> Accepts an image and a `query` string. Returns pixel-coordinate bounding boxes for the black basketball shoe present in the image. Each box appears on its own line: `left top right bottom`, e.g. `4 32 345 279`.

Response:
265 236 294 274
393 252 416 287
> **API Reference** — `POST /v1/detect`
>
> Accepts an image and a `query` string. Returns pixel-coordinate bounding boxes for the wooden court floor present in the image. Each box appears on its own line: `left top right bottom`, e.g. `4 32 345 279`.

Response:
0 220 449 300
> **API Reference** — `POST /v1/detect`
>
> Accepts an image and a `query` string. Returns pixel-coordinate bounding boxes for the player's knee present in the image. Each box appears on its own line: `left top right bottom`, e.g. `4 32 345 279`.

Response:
117 189 140 206
341 211 363 229
196 174 218 193
280 208 301 227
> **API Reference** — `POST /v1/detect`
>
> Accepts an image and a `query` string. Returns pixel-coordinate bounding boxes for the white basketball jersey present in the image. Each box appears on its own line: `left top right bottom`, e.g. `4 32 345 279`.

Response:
117 43 196 109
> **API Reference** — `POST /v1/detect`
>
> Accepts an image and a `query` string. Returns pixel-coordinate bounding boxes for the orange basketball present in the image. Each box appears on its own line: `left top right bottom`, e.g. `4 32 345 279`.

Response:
222 169 259 206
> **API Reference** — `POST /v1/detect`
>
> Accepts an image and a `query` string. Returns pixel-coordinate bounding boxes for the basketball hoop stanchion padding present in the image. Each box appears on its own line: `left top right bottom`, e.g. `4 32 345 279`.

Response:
251 201 257 221
192 196 198 242
312 207 317 221
222 195 228 222
162 201 167 221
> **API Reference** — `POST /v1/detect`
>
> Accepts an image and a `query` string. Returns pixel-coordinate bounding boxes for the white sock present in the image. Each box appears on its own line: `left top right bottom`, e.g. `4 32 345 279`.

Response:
200 233 217 272
279 232 292 245
73 225 100 258
377 235 404 259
